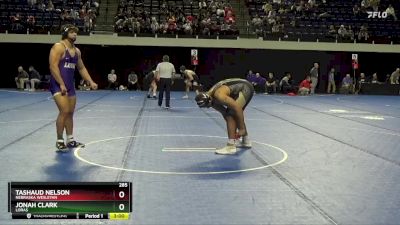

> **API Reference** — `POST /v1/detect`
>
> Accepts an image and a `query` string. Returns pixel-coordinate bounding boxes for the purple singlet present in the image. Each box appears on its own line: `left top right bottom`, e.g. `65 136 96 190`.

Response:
49 44 78 96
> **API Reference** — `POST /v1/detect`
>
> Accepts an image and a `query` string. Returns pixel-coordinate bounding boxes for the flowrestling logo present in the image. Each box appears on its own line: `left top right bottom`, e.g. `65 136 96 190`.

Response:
367 11 388 19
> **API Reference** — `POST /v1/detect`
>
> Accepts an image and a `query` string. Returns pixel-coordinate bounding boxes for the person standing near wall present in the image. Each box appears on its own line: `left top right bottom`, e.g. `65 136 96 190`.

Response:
309 62 319 94
327 67 336 94
390 68 400 84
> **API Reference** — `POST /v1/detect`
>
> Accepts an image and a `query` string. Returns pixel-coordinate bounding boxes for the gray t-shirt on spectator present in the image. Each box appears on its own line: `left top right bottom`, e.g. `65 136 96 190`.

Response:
280 76 290 87
390 71 399 83
328 71 335 81
18 70 29 79
310 67 318 78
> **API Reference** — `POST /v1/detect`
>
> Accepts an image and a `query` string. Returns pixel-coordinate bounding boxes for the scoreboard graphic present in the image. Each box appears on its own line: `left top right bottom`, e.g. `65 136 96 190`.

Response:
8 182 132 220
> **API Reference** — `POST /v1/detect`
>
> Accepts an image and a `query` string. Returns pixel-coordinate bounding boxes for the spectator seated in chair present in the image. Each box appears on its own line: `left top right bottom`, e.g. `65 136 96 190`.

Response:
107 69 119 90
355 73 367 94
25 66 42 91
265 72 277 94
371 73 380 84
298 75 312 95
280 72 295 94
251 73 267 93
340 74 354 94
78 79 91 91
38 75 51 90
15 66 29 90
127 71 140 90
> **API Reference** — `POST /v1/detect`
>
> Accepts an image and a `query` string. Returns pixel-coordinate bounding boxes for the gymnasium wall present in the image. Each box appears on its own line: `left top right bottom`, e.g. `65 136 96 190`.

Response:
2 43 399 92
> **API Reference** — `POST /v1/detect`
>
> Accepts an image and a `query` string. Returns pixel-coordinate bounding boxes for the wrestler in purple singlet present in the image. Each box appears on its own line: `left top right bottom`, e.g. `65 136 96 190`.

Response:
49 44 78 96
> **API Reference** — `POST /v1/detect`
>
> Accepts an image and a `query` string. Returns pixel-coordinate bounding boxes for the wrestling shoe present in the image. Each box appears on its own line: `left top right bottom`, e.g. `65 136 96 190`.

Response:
236 139 252 148
56 141 68 152
215 144 237 155
66 140 85 148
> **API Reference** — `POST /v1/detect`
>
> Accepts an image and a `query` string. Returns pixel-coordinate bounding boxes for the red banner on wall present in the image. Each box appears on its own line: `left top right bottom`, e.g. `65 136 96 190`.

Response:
352 54 359 69
191 49 198 65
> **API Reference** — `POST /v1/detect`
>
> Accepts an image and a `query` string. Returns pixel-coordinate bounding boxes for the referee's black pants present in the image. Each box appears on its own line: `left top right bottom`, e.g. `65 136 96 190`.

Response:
158 78 172 107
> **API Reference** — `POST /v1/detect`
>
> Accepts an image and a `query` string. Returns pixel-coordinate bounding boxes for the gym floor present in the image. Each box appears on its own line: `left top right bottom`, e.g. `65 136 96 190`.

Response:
0 89 399 225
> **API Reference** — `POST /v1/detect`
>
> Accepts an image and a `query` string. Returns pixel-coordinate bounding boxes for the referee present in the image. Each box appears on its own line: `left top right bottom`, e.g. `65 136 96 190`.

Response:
156 55 176 109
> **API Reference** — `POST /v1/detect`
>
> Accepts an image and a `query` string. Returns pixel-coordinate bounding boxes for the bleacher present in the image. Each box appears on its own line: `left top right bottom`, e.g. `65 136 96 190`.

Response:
0 0 98 34
115 0 239 37
246 0 400 43
0 0 398 43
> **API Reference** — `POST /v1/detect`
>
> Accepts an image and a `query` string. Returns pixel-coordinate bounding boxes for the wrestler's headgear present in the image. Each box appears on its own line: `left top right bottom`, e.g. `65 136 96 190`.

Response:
195 92 211 108
61 24 78 40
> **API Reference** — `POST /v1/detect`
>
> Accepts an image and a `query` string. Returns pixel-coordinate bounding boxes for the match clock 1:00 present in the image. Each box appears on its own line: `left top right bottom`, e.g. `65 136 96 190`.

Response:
109 213 130 220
